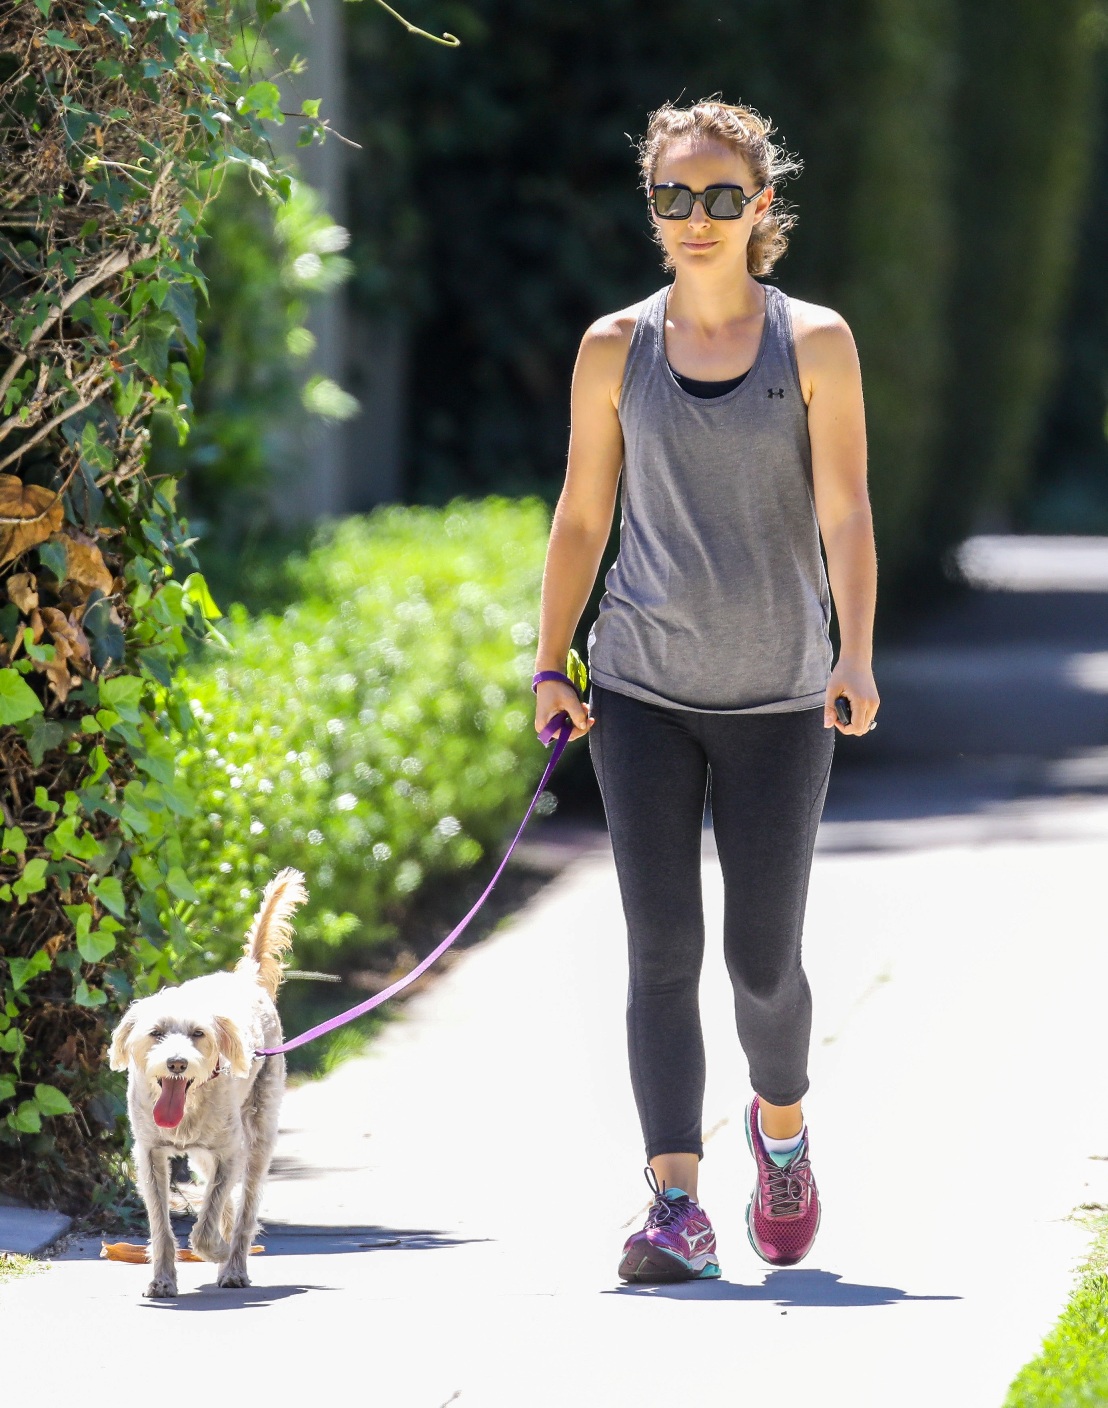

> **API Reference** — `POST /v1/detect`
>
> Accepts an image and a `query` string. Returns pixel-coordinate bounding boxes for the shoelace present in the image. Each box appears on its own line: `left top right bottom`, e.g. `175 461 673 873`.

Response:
645 1192 692 1229
762 1150 812 1218
642 1164 696 1229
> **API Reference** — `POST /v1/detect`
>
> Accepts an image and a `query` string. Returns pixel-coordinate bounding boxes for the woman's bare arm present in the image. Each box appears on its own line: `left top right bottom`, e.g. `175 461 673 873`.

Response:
794 303 880 737
533 315 630 741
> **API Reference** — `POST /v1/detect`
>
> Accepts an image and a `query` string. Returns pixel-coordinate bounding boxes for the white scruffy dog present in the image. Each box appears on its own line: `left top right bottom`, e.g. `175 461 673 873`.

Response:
109 867 307 1298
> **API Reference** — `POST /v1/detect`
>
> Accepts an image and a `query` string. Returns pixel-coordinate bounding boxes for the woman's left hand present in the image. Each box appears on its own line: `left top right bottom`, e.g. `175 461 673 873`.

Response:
824 660 880 736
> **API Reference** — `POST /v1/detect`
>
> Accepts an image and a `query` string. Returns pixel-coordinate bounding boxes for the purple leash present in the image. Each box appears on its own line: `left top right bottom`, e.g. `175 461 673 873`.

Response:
256 705 577 1058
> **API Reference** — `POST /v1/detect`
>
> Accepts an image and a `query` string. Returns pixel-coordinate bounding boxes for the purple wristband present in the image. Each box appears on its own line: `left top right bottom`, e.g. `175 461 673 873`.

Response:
532 670 578 695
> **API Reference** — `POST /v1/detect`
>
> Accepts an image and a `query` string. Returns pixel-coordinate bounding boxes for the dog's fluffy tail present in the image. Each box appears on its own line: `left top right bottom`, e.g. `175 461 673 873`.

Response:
236 867 308 998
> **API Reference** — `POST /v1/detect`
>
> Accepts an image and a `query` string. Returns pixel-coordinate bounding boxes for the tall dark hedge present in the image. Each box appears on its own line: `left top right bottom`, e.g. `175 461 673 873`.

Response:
910 0 1102 593
1024 39 1108 533
344 0 1100 615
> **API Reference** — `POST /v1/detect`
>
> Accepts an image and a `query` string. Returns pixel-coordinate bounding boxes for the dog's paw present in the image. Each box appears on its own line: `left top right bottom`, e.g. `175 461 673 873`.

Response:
216 1264 250 1289
190 1230 232 1264
143 1275 178 1299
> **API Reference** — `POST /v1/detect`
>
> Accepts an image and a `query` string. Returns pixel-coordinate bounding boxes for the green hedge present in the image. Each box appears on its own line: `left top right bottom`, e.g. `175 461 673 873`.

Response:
172 496 555 975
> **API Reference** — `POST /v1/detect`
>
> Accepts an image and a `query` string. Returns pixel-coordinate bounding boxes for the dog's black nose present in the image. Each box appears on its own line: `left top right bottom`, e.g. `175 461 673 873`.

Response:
165 1058 188 1076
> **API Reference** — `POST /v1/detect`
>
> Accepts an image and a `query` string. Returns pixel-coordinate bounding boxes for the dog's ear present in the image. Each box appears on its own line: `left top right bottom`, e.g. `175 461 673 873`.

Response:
212 1015 251 1077
108 1009 138 1071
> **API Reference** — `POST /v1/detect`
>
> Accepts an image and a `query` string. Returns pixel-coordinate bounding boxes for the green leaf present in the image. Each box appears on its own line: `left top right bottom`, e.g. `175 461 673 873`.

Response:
301 98 321 119
12 858 48 904
134 749 174 787
33 0 50 15
100 675 144 720
121 802 151 834
165 866 200 903
74 980 107 1008
28 542 67 590
2 826 27 855
34 1084 74 1117
113 376 143 420
182 572 222 621
88 744 110 783
76 927 115 964
8 1101 41 1134
8 951 51 991
89 874 126 918
34 786 59 814
257 0 281 20
0 1077 15 1101
24 714 64 766
44 28 80 49
0 603 19 645
132 310 177 382
47 815 103 861
130 854 163 891
239 81 283 122
0 669 43 725
162 282 199 349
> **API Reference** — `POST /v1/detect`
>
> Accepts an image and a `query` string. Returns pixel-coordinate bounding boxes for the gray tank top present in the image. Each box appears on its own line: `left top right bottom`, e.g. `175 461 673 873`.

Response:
586 281 832 713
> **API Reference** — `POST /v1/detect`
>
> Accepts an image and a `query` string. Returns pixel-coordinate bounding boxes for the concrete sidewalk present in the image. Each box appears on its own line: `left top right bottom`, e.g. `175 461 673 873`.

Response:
5 535 1108 1406
4 792 1108 1407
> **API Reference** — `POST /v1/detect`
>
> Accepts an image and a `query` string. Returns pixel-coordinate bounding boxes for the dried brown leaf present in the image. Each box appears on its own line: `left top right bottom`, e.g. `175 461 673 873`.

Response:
63 534 114 597
43 651 72 703
6 571 38 613
0 476 64 567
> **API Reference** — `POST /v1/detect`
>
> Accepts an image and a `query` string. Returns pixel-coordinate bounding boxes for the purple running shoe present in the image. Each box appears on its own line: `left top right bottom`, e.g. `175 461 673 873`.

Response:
618 1166 721 1283
744 1095 821 1267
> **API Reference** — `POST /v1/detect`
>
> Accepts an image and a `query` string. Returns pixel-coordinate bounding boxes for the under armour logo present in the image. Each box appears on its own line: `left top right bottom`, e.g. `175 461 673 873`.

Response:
767 387 785 399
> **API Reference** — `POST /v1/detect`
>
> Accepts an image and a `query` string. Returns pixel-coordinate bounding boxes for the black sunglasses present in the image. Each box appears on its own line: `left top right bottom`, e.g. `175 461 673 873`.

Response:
649 182 766 221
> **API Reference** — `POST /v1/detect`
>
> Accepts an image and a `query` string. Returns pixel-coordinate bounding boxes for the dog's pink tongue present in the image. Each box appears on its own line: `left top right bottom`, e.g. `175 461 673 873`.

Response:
153 1077 189 1128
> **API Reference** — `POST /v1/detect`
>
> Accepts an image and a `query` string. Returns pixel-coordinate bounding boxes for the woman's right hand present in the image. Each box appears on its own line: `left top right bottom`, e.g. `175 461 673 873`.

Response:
534 680 594 744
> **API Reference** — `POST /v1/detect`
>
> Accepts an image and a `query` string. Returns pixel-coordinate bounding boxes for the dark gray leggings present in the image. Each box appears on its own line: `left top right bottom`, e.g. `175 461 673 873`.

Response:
587 683 834 1160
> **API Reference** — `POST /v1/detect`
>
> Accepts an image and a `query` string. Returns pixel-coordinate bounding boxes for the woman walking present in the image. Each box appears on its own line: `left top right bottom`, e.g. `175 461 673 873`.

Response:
533 99 878 1281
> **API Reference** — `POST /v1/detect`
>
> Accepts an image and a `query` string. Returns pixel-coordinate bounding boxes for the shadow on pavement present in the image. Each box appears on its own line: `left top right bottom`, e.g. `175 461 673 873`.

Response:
604 1267 961 1307
259 1223 490 1255
141 1282 326 1310
59 1222 488 1261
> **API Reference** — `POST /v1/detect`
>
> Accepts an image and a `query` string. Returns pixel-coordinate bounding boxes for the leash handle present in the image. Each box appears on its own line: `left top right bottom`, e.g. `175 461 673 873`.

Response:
256 714 575 1058
535 648 588 746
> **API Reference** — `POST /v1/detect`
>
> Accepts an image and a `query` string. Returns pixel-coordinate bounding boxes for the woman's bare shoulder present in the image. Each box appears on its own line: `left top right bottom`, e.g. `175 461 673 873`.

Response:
784 295 857 353
577 297 651 402
581 299 648 354
784 295 862 403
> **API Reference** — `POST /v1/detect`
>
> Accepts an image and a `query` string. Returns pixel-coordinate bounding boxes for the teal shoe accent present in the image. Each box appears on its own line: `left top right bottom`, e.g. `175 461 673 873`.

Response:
766 1141 804 1169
